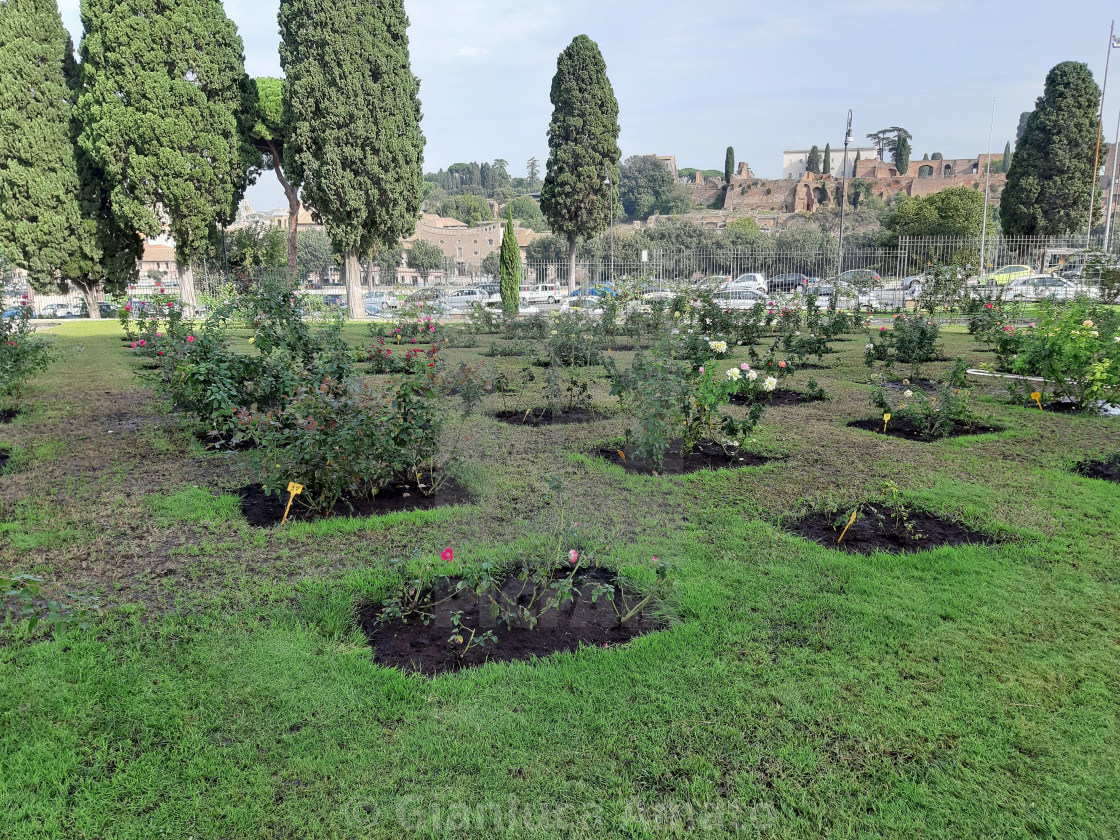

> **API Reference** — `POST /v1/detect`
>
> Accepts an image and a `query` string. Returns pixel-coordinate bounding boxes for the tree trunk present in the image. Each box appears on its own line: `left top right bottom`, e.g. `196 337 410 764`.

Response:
177 260 198 312
567 235 577 292
268 140 301 286
79 284 101 319
363 253 375 288
343 249 364 319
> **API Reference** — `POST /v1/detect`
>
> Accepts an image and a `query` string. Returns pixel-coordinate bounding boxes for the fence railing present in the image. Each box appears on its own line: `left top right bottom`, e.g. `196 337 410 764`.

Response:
6 235 1118 314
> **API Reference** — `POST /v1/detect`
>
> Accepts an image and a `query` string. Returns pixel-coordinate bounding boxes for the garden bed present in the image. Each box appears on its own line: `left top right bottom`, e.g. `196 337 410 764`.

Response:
359 567 661 676
597 440 776 475
0 408 18 424
787 504 995 555
0 447 10 471
493 408 601 427
1074 455 1120 484
731 388 824 408
1021 398 1120 417
884 378 941 392
237 476 470 527
847 417 1001 441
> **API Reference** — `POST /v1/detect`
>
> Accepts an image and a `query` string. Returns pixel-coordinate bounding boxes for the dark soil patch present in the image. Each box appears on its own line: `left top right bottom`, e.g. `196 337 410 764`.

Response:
237 476 471 527
360 567 661 675
597 439 776 475
788 504 996 555
847 417 1002 441
1074 455 1120 484
0 408 18 424
494 407 601 427
0 448 10 471
731 388 825 408
1022 397 1120 416
136 363 162 371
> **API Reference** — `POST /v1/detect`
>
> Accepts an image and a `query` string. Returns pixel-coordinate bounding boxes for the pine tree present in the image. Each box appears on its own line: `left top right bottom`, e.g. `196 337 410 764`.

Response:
1002 62 1101 235
1001 141 1012 173
527 157 540 189
806 145 822 175
76 0 253 310
724 147 735 184
540 35 620 288
248 77 301 282
280 0 425 318
0 0 81 293
823 144 831 175
499 208 521 316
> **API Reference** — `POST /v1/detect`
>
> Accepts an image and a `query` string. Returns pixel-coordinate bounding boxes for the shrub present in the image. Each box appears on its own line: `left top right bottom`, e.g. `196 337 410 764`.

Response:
864 314 940 379
871 382 979 439
543 311 606 367
0 304 53 398
1007 301 1120 410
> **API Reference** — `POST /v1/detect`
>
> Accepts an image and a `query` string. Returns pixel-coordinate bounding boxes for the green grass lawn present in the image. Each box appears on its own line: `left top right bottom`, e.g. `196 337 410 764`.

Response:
1 320 1119 839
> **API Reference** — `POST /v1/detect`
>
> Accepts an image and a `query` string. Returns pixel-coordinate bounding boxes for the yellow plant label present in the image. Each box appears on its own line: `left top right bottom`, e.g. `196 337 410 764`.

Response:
838 509 859 544
883 413 891 432
287 482 304 495
1030 391 1043 410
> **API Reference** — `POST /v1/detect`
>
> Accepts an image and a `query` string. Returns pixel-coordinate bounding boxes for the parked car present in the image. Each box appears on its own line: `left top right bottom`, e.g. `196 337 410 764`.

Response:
562 294 604 314
837 268 881 287
402 289 444 310
363 301 382 317
768 273 810 294
363 290 395 307
2 306 28 320
973 265 1033 286
441 287 490 311
805 283 877 310
711 288 767 310
75 301 118 318
720 273 767 294
37 303 77 319
1001 275 1085 302
520 284 563 305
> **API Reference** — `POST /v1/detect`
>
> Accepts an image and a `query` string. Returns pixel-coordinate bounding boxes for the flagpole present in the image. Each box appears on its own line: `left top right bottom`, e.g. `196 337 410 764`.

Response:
1088 21 1115 246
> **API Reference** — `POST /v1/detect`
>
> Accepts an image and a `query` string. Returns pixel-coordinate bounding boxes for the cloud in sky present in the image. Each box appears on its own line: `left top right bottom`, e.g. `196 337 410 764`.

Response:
57 0 1116 211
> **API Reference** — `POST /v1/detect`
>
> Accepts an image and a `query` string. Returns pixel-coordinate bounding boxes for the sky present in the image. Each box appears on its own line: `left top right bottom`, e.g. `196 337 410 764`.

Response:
59 0 1120 212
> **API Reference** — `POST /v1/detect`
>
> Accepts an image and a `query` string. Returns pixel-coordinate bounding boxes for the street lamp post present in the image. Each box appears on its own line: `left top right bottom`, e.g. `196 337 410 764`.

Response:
1088 21 1119 246
837 109 854 278
980 97 996 283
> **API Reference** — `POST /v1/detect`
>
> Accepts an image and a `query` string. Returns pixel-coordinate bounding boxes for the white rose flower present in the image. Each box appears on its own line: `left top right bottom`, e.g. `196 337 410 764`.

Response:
747 370 758 381
763 376 777 392
709 340 728 354
866 343 874 350
1091 330 1099 338
726 368 741 381
903 389 914 398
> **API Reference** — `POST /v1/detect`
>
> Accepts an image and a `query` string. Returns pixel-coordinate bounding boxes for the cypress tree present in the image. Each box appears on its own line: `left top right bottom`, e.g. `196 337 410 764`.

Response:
1001 62 1101 235
0 0 82 294
1001 141 1012 173
76 0 252 310
280 0 425 318
540 35 620 289
499 208 521 316
248 77 301 282
806 145 821 175
893 136 911 175
823 143 831 175
724 146 735 184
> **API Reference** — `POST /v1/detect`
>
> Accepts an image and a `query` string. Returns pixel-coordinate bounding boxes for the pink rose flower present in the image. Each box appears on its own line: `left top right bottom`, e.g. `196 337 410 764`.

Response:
186 335 195 343
441 547 453 562
568 549 579 564
740 363 750 371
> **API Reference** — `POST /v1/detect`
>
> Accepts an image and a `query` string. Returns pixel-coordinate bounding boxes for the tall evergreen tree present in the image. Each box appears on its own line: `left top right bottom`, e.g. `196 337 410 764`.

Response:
248 77 301 282
724 146 735 184
527 157 540 189
540 35 620 288
0 0 82 294
1001 62 1101 235
1001 141 1012 173
499 208 520 316
76 0 253 310
806 145 822 175
893 136 912 174
823 143 831 175
280 0 425 318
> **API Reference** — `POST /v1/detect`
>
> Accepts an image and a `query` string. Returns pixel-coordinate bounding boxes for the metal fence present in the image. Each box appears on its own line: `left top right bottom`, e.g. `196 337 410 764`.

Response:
6 235 1118 315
